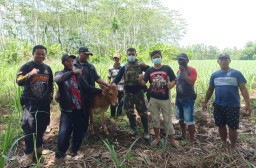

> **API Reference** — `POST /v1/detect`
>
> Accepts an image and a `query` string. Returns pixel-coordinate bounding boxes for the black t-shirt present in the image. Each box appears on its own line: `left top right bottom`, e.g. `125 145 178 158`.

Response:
16 61 53 102
144 65 176 100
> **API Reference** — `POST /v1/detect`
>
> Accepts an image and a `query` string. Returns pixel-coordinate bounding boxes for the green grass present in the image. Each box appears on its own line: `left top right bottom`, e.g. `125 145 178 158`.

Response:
1 59 256 167
102 138 139 168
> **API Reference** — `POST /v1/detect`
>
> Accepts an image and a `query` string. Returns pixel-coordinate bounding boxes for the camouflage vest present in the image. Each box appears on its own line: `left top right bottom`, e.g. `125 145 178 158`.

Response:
124 60 142 86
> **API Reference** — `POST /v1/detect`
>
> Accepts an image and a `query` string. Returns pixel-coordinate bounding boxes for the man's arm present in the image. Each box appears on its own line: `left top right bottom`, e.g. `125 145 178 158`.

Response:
96 78 110 87
167 80 176 89
239 83 252 114
16 64 39 86
79 76 102 94
180 67 197 85
107 69 112 84
54 69 82 83
202 85 214 111
112 66 125 84
54 71 74 83
140 62 150 72
48 67 54 101
139 74 146 85
167 66 176 89
90 66 109 87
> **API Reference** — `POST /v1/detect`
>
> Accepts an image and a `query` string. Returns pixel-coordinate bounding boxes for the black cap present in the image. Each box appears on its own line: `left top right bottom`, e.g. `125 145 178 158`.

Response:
62 54 76 62
78 47 93 55
177 53 189 61
218 53 230 59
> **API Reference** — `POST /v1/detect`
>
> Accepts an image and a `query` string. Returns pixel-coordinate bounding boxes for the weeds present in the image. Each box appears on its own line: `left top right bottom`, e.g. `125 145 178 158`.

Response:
102 137 139 168
0 114 13 167
1 60 256 167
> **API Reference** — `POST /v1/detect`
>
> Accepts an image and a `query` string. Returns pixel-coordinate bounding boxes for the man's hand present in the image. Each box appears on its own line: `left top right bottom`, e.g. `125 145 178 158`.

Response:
166 82 173 89
179 66 185 72
202 102 208 112
139 62 147 68
245 103 253 115
138 74 146 85
73 69 82 75
28 68 39 77
110 83 117 89
138 74 144 81
105 83 111 88
111 83 117 88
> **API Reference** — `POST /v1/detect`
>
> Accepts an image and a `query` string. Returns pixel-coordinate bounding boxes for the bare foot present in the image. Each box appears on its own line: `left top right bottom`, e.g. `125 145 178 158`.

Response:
150 138 160 146
169 139 180 149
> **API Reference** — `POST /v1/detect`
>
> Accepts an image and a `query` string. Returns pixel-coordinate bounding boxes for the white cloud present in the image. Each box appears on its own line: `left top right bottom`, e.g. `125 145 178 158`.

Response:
161 0 256 49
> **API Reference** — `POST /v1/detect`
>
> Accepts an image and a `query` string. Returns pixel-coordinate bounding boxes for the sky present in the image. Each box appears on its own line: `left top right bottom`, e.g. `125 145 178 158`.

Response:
161 0 256 49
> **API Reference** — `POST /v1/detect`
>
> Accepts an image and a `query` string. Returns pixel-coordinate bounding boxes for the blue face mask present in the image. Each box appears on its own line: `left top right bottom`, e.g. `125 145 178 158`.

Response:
152 58 162 65
127 55 136 62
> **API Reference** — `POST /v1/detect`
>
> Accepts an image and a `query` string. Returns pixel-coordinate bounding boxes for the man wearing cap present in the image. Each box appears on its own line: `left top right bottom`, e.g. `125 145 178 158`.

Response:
203 53 252 149
73 47 110 135
175 53 197 143
108 54 124 118
54 54 102 159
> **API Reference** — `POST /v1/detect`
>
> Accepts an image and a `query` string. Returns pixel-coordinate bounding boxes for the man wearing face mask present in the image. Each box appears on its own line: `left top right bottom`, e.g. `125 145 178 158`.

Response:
139 50 179 147
113 48 150 139
175 53 197 143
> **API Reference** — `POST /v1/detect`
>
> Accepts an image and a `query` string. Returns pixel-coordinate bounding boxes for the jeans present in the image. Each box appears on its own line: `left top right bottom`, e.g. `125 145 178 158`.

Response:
175 98 195 125
55 110 84 158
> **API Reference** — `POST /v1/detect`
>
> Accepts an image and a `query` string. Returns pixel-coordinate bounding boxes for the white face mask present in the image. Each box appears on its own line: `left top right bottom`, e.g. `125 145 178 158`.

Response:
127 55 136 62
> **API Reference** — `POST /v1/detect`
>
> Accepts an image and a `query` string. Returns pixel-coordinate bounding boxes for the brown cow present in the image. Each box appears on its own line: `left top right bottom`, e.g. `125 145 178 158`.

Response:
89 85 118 135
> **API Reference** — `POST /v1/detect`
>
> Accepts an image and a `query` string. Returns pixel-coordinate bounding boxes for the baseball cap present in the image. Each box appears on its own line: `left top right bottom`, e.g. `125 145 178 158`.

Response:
113 54 121 59
78 47 93 55
177 53 189 61
218 53 230 59
62 54 76 62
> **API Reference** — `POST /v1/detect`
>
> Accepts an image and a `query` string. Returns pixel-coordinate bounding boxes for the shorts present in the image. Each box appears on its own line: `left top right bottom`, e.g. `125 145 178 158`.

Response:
148 97 175 135
175 99 195 125
213 104 240 129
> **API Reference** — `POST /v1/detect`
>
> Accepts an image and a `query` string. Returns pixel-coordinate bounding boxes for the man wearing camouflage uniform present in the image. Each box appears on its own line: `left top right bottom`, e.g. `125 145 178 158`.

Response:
113 48 150 139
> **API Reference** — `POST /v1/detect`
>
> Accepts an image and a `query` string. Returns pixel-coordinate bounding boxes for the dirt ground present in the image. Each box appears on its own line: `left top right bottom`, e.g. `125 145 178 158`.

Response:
3 103 256 168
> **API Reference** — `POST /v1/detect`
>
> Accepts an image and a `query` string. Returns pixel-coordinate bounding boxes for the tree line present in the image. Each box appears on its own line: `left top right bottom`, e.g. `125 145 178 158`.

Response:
0 0 256 63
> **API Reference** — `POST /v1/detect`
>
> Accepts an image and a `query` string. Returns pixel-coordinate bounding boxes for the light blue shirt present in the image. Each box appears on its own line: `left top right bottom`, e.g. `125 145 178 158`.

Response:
210 69 246 107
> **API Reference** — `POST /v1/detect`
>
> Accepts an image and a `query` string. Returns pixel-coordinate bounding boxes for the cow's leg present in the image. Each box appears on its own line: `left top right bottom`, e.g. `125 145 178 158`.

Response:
89 109 95 134
100 111 109 135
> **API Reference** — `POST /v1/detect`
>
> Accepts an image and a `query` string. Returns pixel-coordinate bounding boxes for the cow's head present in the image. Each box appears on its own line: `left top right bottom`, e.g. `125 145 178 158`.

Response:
100 84 118 105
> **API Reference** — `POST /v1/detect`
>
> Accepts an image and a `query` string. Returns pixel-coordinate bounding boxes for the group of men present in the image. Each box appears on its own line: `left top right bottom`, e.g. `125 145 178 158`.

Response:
16 45 252 166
